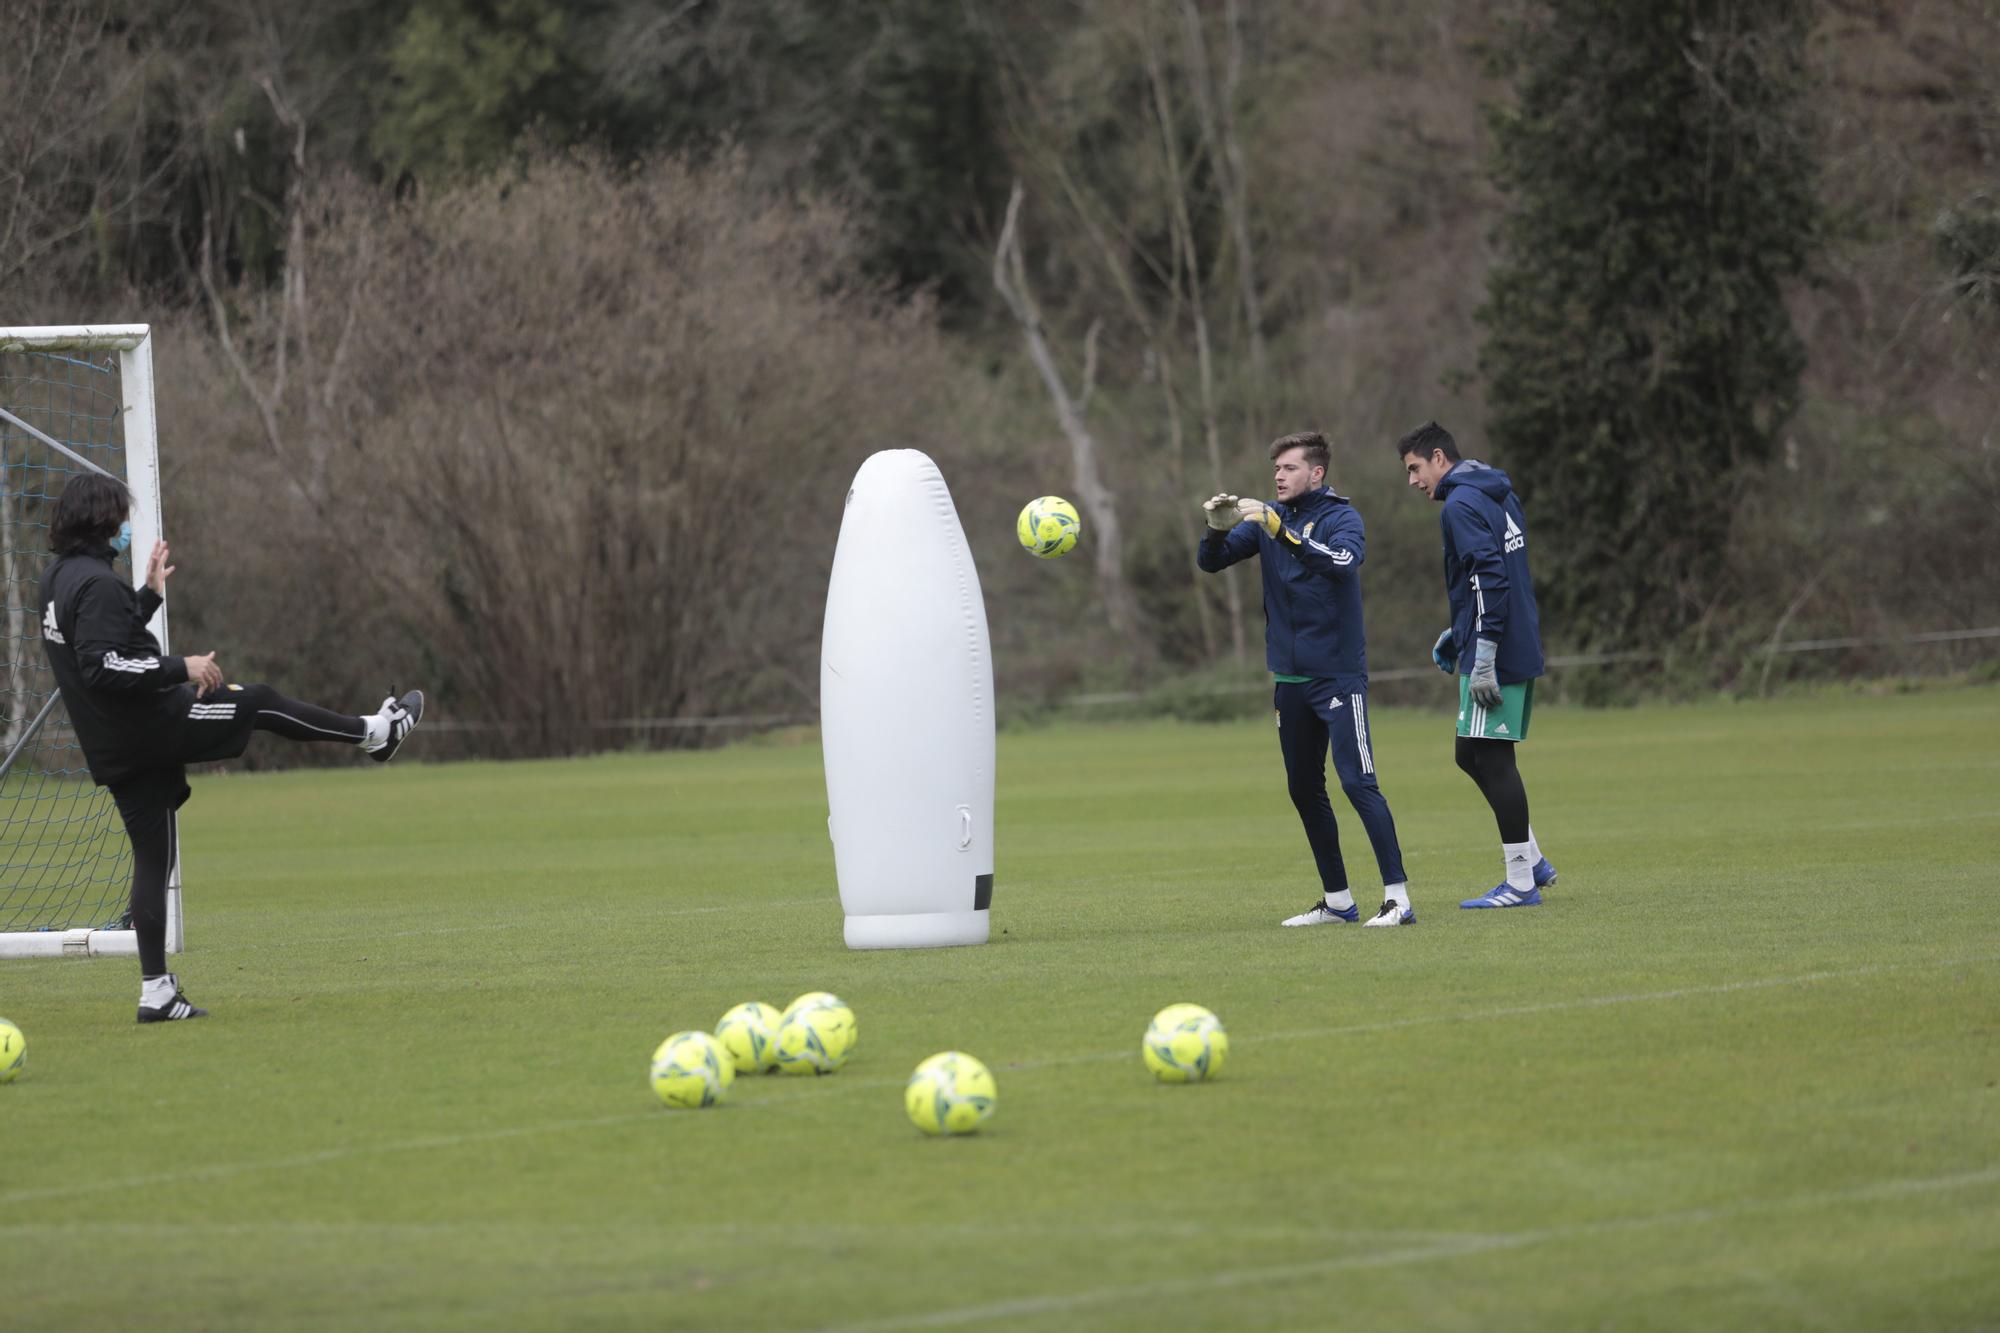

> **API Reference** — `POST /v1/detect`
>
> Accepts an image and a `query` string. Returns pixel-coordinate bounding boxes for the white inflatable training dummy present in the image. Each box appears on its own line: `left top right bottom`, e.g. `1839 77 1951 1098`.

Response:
821 449 994 949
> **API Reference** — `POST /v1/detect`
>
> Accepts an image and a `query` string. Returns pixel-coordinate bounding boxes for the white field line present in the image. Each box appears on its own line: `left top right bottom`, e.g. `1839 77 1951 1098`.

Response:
812 1166 2000 1333
3 952 1992 1210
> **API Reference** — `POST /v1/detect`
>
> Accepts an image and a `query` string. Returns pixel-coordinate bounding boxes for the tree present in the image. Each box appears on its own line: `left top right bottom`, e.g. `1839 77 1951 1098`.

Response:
1478 0 1818 645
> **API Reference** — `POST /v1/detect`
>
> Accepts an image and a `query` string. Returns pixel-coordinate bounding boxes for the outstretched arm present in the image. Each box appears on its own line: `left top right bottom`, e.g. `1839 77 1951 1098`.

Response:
1195 495 1261 572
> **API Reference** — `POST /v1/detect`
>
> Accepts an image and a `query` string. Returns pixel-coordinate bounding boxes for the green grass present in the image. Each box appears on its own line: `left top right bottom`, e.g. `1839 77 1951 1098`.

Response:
4 687 1998 1331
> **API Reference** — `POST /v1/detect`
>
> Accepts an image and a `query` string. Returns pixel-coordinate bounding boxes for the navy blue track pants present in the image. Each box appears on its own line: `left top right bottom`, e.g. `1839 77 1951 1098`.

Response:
1274 680 1407 894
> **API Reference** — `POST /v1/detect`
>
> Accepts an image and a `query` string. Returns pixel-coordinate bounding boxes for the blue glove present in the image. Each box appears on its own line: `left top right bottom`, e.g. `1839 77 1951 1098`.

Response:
1431 628 1456 674
1469 638 1503 708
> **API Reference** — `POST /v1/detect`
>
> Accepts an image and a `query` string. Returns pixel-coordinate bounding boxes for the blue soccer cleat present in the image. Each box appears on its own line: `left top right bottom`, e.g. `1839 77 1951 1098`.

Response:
1460 883 1542 910
1533 857 1558 888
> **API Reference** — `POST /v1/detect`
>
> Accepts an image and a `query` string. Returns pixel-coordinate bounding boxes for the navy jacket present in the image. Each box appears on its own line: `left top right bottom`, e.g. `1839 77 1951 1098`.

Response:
1196 486 1370 690
1434 460 1544 684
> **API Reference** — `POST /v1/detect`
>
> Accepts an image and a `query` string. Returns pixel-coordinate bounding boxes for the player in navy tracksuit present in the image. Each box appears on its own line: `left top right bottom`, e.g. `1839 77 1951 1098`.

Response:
1197 431 1414 928
38 473 425 1023
1397 421 1559 909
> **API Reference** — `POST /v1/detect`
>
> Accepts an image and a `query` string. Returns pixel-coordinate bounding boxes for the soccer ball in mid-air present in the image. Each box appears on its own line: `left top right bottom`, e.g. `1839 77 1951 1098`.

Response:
1142 1003 1228 1083
905 1051 997 1136
0 1018 23 1084
773 1003 855 1075
714 1001 782 1074
1016 496 1081 559
650 1030 735 1109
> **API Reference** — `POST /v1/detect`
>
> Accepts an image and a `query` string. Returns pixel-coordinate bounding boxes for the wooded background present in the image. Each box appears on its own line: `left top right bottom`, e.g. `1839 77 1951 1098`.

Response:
4 0 1996 759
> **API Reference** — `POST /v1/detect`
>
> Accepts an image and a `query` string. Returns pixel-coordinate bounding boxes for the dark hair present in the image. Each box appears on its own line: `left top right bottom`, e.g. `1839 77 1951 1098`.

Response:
1269 430 1331 473
49 473 132 555
1395 421 1461 463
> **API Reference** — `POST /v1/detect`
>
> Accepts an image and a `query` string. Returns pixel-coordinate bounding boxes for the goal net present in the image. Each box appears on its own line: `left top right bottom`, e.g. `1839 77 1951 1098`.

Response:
0 325 176 958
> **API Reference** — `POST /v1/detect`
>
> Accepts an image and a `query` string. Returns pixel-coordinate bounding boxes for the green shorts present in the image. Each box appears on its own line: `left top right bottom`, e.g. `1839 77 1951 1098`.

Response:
1457 676 1534 741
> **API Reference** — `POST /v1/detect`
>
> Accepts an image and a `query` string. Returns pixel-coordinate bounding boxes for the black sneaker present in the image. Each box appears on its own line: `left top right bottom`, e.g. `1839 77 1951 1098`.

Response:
369 689 425 763
137 976 209 1024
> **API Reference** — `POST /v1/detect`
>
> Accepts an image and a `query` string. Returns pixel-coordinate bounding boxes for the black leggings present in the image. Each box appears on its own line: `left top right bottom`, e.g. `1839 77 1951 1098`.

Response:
110 687 367 975
1454 736 1531 844
235 683 367 743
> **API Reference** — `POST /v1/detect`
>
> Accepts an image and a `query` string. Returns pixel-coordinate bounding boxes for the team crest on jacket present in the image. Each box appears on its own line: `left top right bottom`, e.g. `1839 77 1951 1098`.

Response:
1302 522 1314 539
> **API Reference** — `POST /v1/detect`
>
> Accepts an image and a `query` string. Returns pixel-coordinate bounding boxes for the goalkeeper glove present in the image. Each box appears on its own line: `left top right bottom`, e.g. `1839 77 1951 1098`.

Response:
1432 628 1457 674
1202 494 1241 532
1235 499 1282 538
1469 638 1503 708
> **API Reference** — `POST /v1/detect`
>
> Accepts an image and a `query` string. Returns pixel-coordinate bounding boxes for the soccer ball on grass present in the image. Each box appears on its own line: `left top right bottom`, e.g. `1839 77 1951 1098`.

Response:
783 991 858 1052
0 1018 23 1084
714 1001 782 1074
773 1002 855 1075
650 1030 735 1108
905 1051 997 1136
1142 1003 1228 1083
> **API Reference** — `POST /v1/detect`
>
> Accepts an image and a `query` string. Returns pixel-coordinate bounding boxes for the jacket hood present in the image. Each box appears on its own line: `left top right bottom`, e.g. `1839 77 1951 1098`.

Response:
1435 459 1513 504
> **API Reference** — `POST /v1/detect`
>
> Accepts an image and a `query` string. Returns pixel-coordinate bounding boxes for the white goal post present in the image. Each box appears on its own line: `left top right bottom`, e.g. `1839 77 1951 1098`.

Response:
0 325 180 959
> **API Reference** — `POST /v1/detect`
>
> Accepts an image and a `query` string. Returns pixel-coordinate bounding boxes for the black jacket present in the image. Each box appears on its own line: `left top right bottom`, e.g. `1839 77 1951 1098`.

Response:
39 548 189 785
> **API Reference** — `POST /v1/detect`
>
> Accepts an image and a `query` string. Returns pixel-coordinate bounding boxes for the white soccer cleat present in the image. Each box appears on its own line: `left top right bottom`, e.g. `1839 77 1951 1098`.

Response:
1361 900 1416 927
1281 902 1359 927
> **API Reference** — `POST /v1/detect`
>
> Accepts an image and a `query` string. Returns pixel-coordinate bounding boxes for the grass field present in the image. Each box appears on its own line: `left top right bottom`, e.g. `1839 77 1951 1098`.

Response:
3 686 1998 1331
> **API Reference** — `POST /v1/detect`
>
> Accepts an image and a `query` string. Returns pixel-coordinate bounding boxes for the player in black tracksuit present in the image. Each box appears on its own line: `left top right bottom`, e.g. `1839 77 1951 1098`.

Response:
39 473 424 1023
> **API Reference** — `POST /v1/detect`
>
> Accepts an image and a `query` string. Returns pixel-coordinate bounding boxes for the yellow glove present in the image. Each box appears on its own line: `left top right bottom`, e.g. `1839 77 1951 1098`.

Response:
1236 499 1282 538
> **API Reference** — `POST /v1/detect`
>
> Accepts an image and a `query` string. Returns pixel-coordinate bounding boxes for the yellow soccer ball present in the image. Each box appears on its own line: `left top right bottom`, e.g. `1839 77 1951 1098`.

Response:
1142 1003 1229 1083
784 991 858 1054
1016 496 1081 559
714 1001 782 1074
650 1030 735 1109
905 1051 997 1136
0 1018 23 1084
773 1003 854 1075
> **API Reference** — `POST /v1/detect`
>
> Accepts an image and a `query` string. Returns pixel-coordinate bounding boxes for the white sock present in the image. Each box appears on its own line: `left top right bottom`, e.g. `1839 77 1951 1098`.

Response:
361 713 389 750
1383 881 1411 909
1324 889 1355 913
1527 826 1542 865
1502 842 1536 892
141 973 176 1007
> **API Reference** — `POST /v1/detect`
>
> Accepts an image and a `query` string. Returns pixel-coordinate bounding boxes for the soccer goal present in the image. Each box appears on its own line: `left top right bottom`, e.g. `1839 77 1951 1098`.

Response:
0 325 176 959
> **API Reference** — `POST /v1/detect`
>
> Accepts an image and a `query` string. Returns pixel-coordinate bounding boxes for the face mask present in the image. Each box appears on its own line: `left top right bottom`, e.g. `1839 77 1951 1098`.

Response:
110 520 133 555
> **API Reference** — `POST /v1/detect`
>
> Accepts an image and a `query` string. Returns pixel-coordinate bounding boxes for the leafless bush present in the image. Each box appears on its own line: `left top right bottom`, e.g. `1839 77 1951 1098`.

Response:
164 151 980 758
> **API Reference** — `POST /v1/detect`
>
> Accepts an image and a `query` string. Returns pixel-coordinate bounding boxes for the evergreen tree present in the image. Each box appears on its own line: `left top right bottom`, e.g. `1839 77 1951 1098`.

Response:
1477 0 1817 644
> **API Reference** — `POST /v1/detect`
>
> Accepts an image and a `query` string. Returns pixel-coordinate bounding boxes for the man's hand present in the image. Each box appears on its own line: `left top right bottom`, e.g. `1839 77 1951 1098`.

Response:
1235 498 1282 538
1202 494 1241 531
146 540 174 597
1432 628 1457 674
186 651 224 698
1469 638 1503 708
